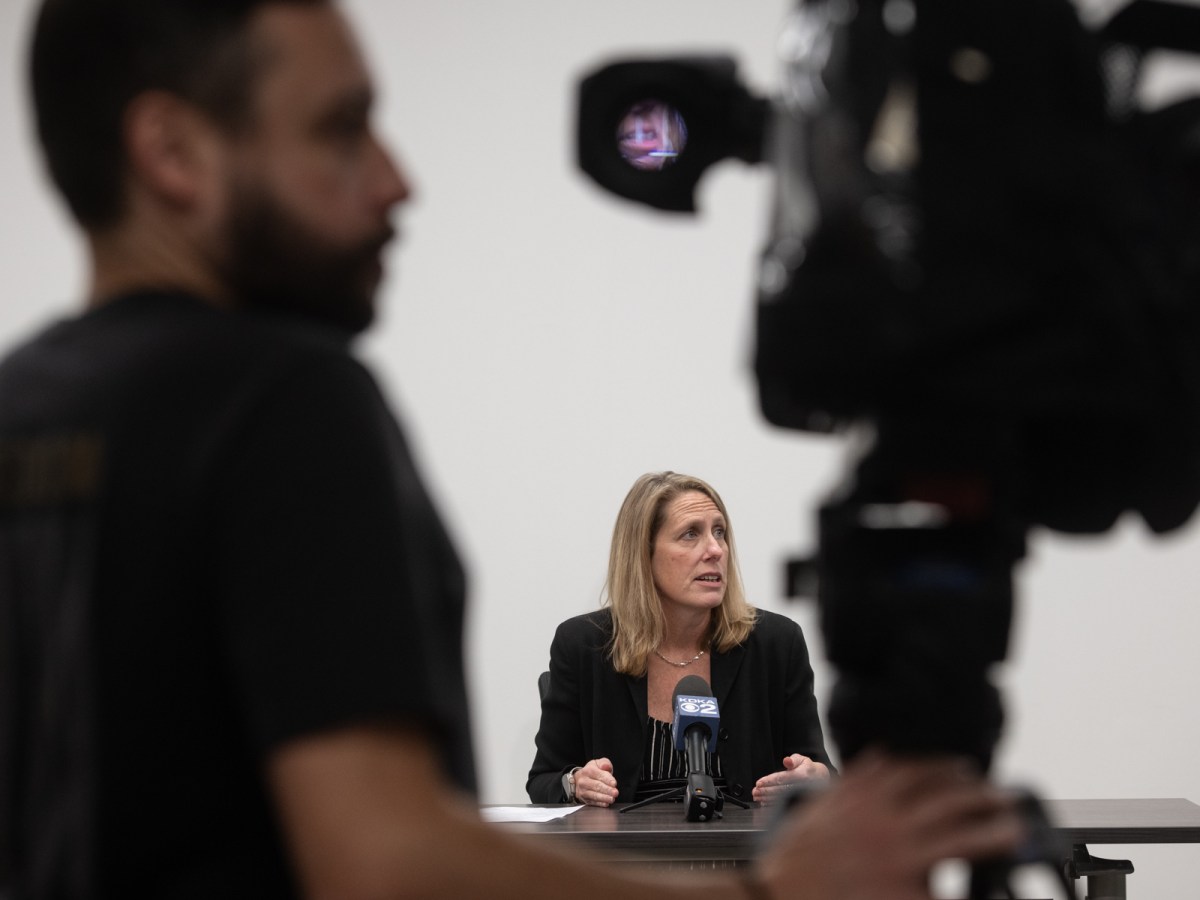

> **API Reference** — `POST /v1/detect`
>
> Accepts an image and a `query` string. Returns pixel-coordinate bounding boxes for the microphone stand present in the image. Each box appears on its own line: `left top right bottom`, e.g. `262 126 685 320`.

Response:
632 680 750 820
620 773 750 821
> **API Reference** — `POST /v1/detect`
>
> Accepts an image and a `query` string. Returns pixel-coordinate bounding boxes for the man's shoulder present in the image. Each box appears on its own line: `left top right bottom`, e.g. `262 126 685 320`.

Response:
2 290 359 372
0 290 386 448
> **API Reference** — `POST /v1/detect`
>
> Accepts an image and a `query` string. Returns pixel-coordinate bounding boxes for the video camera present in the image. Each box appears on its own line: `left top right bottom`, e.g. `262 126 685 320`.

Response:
577 0 1200 893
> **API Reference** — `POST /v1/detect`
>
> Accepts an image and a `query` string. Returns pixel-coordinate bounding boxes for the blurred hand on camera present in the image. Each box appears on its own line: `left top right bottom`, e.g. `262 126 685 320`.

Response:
757 751 1023 900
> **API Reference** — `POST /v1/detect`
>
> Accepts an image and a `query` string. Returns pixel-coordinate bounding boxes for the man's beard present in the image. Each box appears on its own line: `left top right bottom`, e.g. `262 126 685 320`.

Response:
219 181 394 334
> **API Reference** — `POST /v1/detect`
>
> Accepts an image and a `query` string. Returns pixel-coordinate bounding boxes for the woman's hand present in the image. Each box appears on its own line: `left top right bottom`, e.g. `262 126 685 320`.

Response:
752 752 831 803
573 758 619 807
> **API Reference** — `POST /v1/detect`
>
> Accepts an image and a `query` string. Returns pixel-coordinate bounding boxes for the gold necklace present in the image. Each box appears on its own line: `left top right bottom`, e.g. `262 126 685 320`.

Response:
653 648 707 668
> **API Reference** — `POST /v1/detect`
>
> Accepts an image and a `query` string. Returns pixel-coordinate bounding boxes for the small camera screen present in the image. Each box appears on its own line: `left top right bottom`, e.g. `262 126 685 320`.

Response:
617 99 688 171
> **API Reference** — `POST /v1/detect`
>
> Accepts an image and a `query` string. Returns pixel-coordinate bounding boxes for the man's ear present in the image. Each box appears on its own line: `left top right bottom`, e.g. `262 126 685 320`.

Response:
122 90 225 212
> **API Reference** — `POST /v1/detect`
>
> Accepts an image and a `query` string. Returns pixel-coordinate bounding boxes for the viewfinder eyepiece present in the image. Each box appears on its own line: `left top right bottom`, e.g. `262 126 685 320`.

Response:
577 56 769 212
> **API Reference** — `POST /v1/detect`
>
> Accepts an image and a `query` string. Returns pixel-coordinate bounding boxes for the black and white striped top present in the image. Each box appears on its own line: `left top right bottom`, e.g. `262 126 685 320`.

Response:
635 717 726 801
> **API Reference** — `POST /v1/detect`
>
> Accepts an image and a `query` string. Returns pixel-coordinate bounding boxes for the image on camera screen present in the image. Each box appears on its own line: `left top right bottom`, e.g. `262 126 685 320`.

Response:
617 99 688 171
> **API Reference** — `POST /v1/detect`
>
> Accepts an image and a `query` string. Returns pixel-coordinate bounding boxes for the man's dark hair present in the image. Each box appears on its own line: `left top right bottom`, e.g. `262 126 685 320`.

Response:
28 0 322 230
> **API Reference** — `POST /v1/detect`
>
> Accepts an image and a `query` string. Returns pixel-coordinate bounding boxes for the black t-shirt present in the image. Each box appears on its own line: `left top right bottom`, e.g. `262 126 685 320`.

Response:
0 291 475 898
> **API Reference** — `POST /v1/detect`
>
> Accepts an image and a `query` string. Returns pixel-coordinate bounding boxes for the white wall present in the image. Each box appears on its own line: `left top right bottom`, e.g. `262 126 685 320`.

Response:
3 1 1199 896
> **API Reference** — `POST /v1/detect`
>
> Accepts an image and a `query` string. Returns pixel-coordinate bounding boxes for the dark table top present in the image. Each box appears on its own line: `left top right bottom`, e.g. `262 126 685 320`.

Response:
493 798 1200 863
1043 798 1200 845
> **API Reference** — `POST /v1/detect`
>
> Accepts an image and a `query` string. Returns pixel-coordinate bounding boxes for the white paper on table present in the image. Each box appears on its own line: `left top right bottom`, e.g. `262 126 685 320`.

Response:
480 805 584 823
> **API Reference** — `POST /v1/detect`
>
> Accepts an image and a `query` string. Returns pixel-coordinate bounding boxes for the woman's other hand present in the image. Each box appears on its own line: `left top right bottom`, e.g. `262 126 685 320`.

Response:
752 753 830 803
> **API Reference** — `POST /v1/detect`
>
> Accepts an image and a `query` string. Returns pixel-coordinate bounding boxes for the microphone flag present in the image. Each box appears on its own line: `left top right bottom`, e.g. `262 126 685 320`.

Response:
671 674 720 753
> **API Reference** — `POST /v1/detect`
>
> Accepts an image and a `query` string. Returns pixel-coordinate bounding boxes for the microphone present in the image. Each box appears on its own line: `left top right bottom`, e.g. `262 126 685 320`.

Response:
671 675 722 821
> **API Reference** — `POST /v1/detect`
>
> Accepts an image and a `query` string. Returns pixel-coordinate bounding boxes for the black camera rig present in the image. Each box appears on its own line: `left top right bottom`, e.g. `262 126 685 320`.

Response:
575 1 1200 895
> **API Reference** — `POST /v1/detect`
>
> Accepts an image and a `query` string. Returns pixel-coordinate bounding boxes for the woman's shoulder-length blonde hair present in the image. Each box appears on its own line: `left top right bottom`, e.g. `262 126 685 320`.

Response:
604 471 757 676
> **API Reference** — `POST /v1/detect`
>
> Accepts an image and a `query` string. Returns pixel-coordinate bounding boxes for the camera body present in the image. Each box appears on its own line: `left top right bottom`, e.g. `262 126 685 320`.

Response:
577 0 1200 772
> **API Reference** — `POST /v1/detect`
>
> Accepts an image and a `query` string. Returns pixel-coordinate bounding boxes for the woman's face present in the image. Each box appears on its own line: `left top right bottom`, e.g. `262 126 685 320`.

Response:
617 101 677 171
651 490 728 614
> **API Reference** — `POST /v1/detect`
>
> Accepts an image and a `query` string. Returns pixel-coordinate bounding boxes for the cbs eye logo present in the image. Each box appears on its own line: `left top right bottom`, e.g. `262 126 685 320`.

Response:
679 697 718 715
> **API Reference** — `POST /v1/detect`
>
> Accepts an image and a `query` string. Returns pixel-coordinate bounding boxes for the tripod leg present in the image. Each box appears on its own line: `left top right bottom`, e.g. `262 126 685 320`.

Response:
618 787 684 814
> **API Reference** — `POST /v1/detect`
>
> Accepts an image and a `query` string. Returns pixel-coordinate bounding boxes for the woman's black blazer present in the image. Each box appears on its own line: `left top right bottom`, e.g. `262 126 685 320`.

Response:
526 608 833 803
